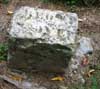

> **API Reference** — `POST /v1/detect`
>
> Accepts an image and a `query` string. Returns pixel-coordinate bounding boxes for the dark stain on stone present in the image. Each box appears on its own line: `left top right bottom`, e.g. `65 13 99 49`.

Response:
8 38 73 73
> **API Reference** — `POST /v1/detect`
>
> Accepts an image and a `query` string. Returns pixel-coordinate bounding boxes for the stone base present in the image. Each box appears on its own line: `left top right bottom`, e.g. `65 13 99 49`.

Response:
8 38 73 73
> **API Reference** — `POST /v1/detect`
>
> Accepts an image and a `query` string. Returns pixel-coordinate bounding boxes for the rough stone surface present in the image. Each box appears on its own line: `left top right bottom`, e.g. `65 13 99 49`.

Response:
9 6 78 45
8 6 78 73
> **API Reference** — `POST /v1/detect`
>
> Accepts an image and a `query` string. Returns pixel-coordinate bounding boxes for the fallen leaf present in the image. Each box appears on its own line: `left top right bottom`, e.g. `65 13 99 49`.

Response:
12 76 22 81
7 73 23 81
7 11 13 15
51 76 64 81
87 69 95 77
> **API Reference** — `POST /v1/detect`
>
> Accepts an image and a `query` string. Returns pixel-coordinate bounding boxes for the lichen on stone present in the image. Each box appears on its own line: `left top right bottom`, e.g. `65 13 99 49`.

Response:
9 6 78 45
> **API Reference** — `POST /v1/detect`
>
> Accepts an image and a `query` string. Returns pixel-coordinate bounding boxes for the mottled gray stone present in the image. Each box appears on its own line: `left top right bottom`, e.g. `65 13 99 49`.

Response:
8 7 78 73
9 6 78 45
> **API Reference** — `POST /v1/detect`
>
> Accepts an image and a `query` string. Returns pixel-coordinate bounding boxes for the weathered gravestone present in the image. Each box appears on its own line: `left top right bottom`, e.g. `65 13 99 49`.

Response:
8 6 78 73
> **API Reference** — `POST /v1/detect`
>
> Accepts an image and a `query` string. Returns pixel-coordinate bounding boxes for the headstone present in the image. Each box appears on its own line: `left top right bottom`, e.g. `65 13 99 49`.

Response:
8 6 78 73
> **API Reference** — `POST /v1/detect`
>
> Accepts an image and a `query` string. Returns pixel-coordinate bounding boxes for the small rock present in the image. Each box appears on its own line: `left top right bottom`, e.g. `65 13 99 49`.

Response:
76 37 93 57
22 81 33 89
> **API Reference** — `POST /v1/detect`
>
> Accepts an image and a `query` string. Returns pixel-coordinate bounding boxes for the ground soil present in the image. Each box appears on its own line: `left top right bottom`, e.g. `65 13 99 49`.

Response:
0 0 100 89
